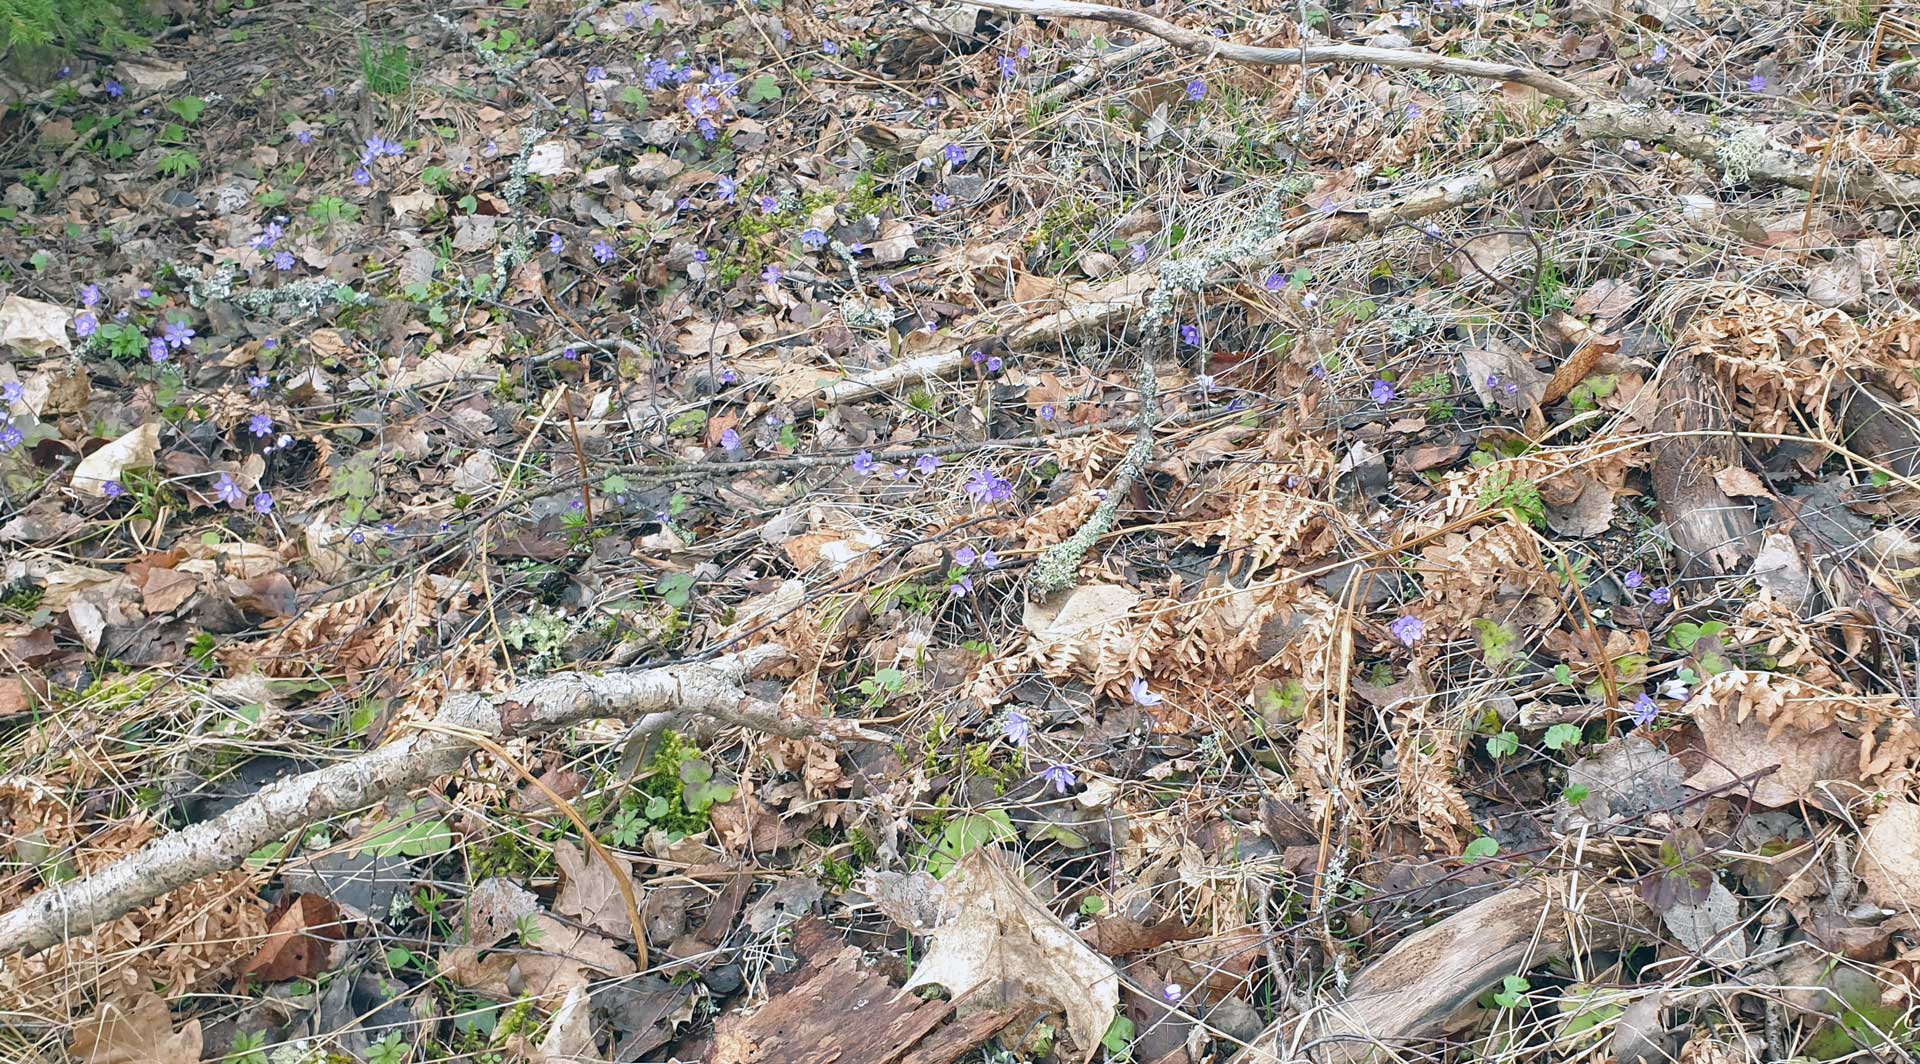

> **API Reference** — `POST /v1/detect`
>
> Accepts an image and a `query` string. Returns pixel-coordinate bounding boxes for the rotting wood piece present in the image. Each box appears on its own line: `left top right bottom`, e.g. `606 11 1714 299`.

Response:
1839 378 1920 478
1241 877 1653 1063
1651 355 1762 574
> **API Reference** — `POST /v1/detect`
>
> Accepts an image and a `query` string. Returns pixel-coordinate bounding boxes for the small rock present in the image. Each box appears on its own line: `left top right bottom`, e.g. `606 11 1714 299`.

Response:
208 178 255 216
1206 996 1265 1043
946 173 986 202
2 183 33 209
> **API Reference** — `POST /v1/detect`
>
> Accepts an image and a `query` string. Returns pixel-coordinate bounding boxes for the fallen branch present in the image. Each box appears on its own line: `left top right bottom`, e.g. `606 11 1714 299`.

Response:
0 646 876 959
972 0 1920 207
1244 876 1653 1063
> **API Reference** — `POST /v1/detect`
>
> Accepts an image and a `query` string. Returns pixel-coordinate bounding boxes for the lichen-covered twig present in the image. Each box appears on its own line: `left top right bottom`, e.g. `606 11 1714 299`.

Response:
1030 361 1159 595
0 647 882 959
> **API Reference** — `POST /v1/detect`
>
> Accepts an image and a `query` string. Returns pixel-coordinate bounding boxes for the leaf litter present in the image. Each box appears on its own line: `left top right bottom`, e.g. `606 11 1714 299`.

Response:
3 0 1920 1062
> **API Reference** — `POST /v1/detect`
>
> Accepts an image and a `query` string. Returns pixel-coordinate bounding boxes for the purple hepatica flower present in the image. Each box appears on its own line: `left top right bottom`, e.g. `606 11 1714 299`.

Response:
274 250 296 271
1649 586 1673 605
1630 693 1659 727
948 573 974 597
1264 271 1286 292
1390 614 1426 647
692 248 710 263
80 283 102 307
986 355 1004 373
105 79 124 99
1659 678 1690 701
762 264 783 284
1186 79 1207 101
1318 199 1340 216
1017 44 1031 59
148 337 170 363
253 491 275 515
1129 242 1148 264
163 320 195 349
1040 763 1077 795
74 312 98 339
982 549 1000 569
696 118 719 141
1180 324 1201 346
931 193 953 212
800 227 829 250
0 425 21 451
548 233 566 254
1651 43 1668 64
720 427 742 451
955 546 978 568
966 468 1014 504
213 473 245 507
999 55 1018 78
876 277 895 294
914 453 940 475
562 346 579 361
251 219 285 250
592 240 617 264
248 413 274 437
296 129 315 146
1623 568 1644 590
759 194 779 215
2 381 22 404
1162 983 1185 1005
587 65 607 82
360 135 405 164
822 40 838 55
1369 379 1396 405
352 166 372 185
102 479 126 499
1131 678 1163 707
1003 709 1031 747
1749 73 1766 93
1039 403 1056 421
943 143 967 166
715 175 736 203
248 373 269 394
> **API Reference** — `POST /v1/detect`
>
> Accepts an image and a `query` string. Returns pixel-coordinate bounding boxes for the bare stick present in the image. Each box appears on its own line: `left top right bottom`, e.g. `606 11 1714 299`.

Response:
0 647 878 959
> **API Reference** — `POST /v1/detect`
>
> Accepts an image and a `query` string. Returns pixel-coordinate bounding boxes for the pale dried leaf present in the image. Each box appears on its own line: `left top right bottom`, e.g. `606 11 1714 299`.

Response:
901 848 1119 1061
553 841 640 940
1711 466 1770 498
73 422 161 497
71 993 203 1064
0 294 74 354
1856 801 1920 911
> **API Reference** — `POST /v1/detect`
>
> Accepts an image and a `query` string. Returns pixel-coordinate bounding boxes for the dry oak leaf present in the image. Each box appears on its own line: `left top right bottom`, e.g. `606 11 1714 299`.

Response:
71 992 203 1064
1855 800 1920 912
1712 466 1771 498
901 847 1120 1062
553 840 643 941
1684 701 1860 809
236 892 349 982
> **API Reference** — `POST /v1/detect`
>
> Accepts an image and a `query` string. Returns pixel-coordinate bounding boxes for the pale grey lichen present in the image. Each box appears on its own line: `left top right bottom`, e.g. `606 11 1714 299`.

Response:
1029 361 1158 597
1141 194 1299 330
175 262 363 317
1716 125 1770 187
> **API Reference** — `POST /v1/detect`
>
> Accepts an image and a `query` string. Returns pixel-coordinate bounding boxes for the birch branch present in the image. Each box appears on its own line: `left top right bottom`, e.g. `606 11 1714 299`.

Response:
0 646 875 959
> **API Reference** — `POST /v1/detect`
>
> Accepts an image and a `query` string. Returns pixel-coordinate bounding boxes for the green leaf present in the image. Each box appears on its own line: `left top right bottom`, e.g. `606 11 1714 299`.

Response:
924 810 1016 878
1101 1015 1136 1055
1563 784 1591 804
359 813 456 857
1544 722 1582 752
1463 836 1499 861
1494 974 1530 1009
746 74 783 104
1485 731 1518 758
1553 663 1574 686
169 96 208 123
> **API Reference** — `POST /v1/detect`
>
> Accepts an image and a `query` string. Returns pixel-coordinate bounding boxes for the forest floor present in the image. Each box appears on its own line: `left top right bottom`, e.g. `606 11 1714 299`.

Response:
4 1 1920 1062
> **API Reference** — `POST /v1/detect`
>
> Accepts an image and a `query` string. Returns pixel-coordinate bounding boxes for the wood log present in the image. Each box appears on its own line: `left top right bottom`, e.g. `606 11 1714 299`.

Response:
1240 877 1652 1063
1650 355 1761 574
1838 378 1920 478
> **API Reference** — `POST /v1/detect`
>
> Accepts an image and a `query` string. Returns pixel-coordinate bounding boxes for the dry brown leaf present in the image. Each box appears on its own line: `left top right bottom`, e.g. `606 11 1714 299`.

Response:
1712 466 1771 498
1855 801 1920 911
531 985 603 1064
901 847 1119 1061
70 993 203 1064
1684 701 1860 808
443 913 636 1004
236 893 348 983
552 841 641 940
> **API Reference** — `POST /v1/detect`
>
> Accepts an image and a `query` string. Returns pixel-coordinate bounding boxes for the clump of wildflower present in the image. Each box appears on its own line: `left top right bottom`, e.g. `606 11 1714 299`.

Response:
1649 586 1673 605
74 312 98 339
1003 709 1031 746
248 413 274 438
1179 324 1201 346
80 283 102 307
253 491 275 515
966 467 1014 504
1131 678 1163 707
1389 614 1426 647
943 143 967 165
0 424 22 452
162 320 195 350
1629 692 1658 727
1623 569 1644 590
1040 763 1077 794
213 473 245 507
720 428 741 451
914 454 940 475
1185 79 1206 101
714 175 736 203
931 193 952 212
592 241 617 265
762 264 783 284
800 227 829 250
852 450 876 475
1369 379 1396 404
548 233 566 254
